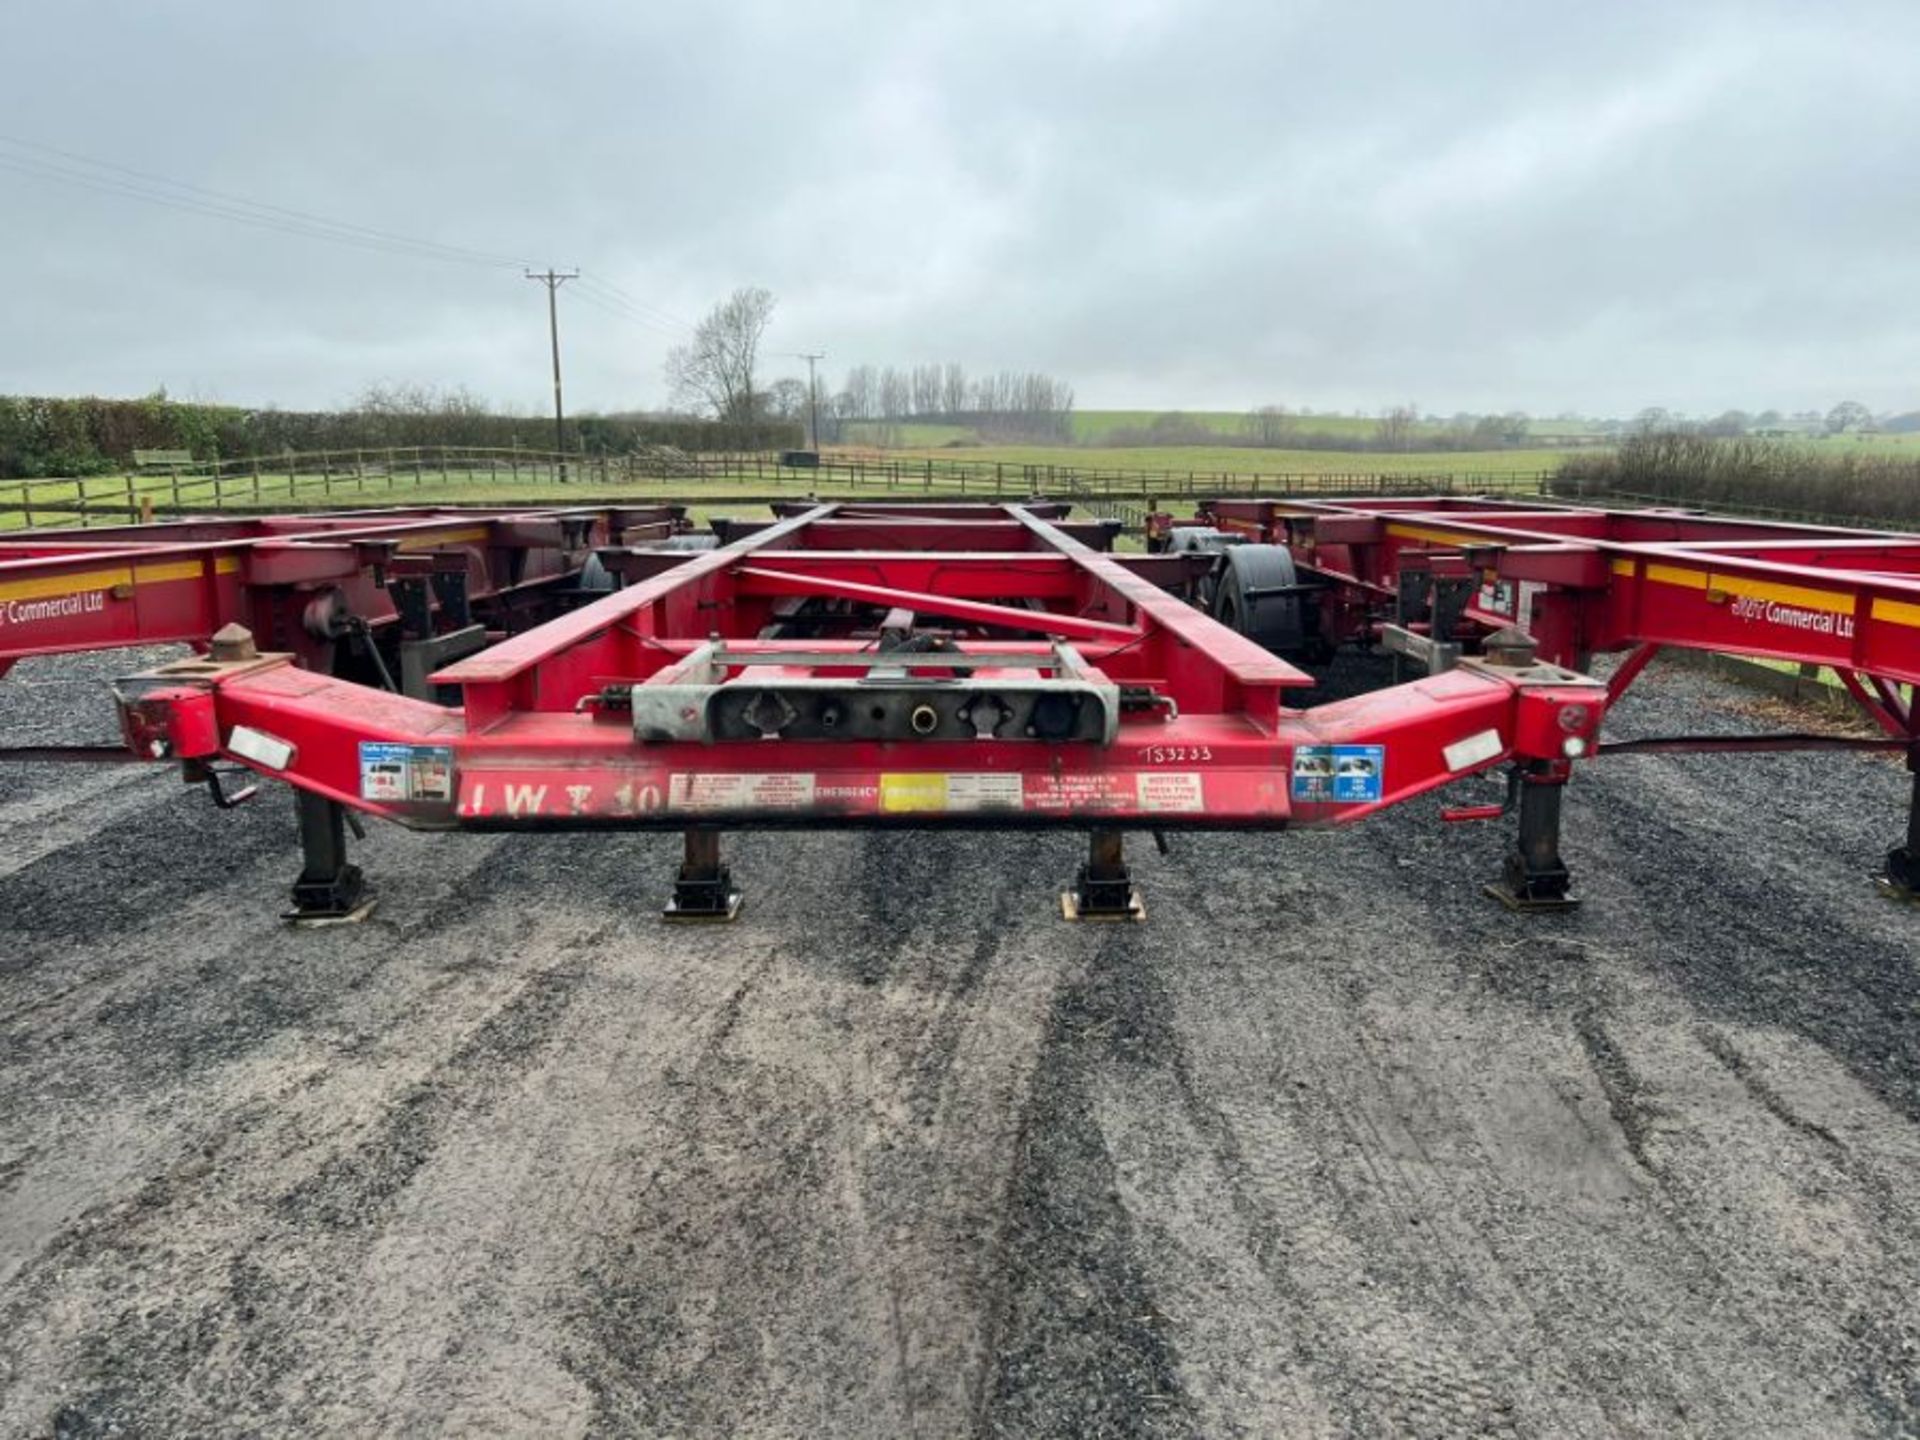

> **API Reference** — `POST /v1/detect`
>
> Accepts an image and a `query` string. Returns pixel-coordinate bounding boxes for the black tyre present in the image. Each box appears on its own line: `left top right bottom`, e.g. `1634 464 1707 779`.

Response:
1211 544 1303 652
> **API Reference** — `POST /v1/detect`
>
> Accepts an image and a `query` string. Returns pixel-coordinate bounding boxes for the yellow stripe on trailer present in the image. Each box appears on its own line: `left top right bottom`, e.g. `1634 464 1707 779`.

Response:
1644 562 1709 590
1384 523 1489 549
0 567 132 602
1711 575 1852 615
1641 559 1857 616
0 554 239 604
1872 596 1920 629
398 527 490 551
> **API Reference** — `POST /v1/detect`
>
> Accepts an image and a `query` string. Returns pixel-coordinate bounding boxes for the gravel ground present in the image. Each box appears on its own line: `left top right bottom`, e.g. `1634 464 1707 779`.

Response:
1 647 1918 1438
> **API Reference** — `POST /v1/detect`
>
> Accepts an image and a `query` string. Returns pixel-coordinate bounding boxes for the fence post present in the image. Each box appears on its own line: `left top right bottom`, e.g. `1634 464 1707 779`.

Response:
20 481 32 530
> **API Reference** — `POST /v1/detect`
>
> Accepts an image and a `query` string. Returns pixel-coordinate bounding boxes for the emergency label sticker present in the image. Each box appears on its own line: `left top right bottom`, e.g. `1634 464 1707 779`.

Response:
358 742 454 802
1291 745 1385 804
669 772 816 810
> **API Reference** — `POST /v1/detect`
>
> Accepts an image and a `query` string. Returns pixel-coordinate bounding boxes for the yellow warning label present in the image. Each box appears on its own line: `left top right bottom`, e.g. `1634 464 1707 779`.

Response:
880 773 949 812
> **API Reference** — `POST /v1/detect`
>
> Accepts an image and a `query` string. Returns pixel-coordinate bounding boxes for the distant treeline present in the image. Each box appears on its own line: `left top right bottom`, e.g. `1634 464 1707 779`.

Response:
0 390 800 479
1555 432 1920 527
821 365 1074 442
1099 408 1539 452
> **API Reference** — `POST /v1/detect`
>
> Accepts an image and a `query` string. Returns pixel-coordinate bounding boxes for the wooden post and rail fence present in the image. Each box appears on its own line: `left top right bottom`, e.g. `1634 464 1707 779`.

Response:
0 444 1559 529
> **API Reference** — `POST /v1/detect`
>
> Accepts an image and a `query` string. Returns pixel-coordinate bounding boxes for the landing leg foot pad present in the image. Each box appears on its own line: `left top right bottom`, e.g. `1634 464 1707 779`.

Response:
664 889 745 923
285 854 371 926
284 898 379 927
1483 882 1579 914
1061 885 1146 922
664 832 741 923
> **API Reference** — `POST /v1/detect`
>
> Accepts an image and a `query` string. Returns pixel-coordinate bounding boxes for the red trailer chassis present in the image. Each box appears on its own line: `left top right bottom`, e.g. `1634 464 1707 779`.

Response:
3 499 1614 921
1152 494 1920 898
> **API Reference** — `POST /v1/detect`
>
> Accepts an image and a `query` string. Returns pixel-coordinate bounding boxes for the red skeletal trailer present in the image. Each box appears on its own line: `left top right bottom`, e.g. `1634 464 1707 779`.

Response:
3 494 1913 921
1149 492 1920 899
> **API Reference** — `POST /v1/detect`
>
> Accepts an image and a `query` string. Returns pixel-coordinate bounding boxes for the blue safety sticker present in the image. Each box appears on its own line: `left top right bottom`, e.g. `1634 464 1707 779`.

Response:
1291 744 1385 804
358 741 454 803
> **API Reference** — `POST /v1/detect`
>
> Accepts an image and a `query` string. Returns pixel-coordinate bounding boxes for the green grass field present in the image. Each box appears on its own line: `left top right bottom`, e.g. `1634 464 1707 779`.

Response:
1073 409 1416 442
880 442 1564 476
842 409 1604 449
1784 431 1920 456
836 421 977 447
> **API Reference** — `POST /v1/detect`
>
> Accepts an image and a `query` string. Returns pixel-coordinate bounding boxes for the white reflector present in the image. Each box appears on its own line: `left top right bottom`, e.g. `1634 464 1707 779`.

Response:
228 725 295 771
1443 728 1503 772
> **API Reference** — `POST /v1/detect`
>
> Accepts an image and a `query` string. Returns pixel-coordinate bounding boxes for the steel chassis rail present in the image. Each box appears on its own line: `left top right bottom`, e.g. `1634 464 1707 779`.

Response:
0 503 689 678
69 501 1611 922
1150 494 1920 899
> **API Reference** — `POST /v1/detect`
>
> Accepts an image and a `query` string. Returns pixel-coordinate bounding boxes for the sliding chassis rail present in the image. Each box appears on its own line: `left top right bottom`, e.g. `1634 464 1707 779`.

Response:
61 500 1611 921
0 502 706 687
1150 494 1920 900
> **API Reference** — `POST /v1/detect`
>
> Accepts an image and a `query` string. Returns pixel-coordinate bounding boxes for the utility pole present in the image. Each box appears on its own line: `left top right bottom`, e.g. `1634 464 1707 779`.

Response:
797 351 825 453
525 268 578 478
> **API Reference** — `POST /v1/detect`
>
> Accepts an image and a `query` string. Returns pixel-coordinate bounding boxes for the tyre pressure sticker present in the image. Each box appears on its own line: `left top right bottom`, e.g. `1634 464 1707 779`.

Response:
359 742 454 802
1135 772 1203 811
1291 745 1384 804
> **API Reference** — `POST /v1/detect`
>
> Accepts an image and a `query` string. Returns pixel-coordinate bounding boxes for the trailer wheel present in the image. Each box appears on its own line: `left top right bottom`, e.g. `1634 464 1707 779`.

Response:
1166 526 1236 609
1212 544 1303 653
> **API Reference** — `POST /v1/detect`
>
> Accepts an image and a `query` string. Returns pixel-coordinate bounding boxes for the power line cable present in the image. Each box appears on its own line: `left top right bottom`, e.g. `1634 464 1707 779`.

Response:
574 274 693 331
0 152 520 271
0 137 697 331
0 134 533 270
566 285 687 340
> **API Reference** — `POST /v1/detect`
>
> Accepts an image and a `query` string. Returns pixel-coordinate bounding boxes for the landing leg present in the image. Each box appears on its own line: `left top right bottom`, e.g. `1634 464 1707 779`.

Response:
1486 764 1578 911
1063 827 1146 921
286 789 373 924
1881 760 1919 901
664 829 742 922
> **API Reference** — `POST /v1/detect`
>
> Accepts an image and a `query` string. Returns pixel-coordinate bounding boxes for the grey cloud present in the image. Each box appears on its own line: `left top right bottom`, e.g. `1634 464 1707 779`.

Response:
2 0 1915 416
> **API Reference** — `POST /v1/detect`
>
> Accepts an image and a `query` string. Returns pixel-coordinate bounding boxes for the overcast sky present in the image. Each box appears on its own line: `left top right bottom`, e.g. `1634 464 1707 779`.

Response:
2 1 1915 419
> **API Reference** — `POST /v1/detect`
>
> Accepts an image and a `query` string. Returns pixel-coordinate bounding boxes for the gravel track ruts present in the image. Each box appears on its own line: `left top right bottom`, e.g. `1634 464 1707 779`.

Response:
1 647 1917 1438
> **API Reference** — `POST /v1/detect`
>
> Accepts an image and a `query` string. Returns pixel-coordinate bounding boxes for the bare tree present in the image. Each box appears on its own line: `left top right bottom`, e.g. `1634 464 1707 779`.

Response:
1377 404 1418 451
664 286 776 422
879 367 912 419
1825 400 1874 435
941 363 968 415
1243 404 1294 446
910 364 943 417
763 377 809 421
842 365 876 421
